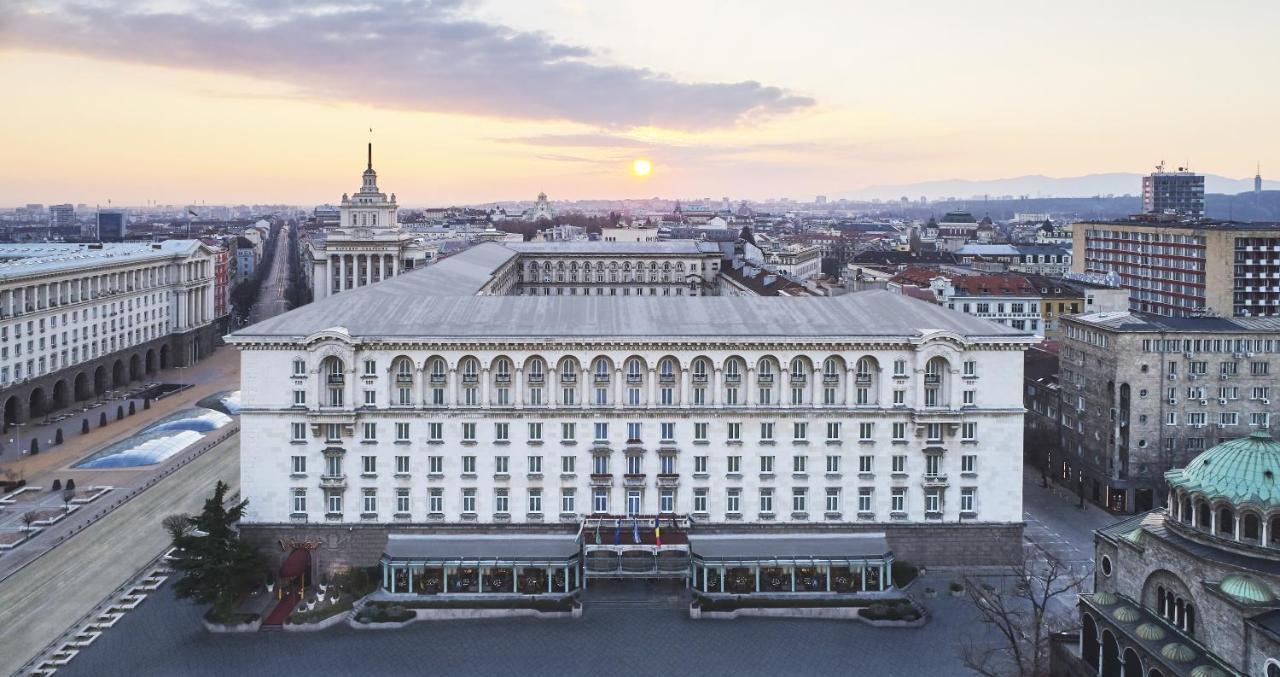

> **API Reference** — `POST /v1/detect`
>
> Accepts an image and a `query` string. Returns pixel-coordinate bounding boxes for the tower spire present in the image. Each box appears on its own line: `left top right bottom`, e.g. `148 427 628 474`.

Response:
367 142 372 171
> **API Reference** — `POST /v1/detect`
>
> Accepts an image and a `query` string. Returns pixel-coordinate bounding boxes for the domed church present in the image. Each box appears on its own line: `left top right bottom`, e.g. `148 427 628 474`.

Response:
1055 432 1280 676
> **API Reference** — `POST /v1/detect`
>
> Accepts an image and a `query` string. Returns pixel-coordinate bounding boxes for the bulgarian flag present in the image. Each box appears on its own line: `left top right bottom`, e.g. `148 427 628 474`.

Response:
654 517 662 547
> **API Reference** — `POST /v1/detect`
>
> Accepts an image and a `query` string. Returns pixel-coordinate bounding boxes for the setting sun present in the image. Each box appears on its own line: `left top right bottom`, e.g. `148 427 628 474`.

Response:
631 158 653 177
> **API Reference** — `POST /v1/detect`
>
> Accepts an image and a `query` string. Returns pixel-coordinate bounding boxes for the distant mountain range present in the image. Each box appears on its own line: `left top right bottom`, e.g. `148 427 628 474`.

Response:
836 173 1278 202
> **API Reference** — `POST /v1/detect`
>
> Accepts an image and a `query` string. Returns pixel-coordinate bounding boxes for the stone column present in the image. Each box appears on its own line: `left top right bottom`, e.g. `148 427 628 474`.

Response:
480 368 490 406
514 368 524 410
646 368 656 408
680 368 690 409
746 367 756 409
613 368 623 410
447 367 457 409
845 367 856 405
712 367 722 407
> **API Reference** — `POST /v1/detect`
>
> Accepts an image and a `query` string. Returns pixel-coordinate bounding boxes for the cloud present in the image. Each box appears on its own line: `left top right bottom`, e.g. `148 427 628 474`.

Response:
4 0 814 131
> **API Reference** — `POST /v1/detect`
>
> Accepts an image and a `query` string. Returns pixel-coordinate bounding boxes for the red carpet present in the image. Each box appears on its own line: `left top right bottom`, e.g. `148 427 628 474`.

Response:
261 591 300 628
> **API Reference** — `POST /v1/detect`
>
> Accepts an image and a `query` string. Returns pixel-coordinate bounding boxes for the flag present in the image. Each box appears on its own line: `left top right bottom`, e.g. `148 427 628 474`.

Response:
632 519 640 544
612 520 622 545
593 522 601 545
654 517 662 547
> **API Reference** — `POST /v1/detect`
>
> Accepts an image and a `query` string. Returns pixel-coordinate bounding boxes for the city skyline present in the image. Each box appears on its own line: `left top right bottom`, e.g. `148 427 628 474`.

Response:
1 0 1278 205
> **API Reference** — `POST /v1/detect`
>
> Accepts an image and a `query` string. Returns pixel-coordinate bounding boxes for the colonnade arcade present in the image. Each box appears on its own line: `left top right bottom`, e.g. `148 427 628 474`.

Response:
328 252 399 294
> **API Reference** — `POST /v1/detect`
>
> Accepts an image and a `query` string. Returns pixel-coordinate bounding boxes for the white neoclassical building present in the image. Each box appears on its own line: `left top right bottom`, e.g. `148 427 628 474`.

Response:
1 240 223 432
308 145 432 299
230 242 1036 594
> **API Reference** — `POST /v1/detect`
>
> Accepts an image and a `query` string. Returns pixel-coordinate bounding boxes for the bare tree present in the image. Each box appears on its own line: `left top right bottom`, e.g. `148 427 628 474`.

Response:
162 513 193 541
61 489 75 513
21 510 37 532
957 545 1091 677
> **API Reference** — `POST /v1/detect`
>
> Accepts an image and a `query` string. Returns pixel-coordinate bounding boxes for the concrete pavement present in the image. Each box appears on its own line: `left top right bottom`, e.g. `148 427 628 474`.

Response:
0 435 239 676
248 223 291 325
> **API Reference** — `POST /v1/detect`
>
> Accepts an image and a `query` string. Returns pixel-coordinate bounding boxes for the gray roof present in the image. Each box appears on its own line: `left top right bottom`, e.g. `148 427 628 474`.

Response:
230 242 1030 341
0 240 207 281
689 533 890 561
383 533 579 561
1071 311 1280 334
508 241 720 255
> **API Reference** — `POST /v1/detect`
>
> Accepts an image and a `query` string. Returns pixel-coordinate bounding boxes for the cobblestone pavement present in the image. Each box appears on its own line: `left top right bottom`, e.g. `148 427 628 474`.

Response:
60 577 985 677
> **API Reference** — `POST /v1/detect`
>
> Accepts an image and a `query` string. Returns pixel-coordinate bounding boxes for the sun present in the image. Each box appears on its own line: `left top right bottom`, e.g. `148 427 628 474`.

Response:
631 159 653 177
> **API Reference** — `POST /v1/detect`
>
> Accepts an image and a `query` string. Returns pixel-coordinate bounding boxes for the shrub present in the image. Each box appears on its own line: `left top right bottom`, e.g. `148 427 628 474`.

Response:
949 581 964 593
891 560 919 588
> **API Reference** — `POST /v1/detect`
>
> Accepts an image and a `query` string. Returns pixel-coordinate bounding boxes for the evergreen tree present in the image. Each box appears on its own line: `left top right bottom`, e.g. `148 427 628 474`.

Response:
169 480 264 621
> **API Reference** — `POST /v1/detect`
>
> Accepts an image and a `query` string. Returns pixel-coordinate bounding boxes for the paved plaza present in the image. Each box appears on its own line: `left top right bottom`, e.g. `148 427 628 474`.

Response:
60 577 986 677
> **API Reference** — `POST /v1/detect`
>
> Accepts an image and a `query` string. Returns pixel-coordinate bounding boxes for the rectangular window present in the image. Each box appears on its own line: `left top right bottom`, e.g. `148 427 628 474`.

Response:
396 488 410 514
858 455 873 473
961 422 977 440
395 455 409 474
694 456 708 474
925 490 940 513
961 454 976 473
960 488 976 513
891 487 907 513
529 422 543 441
293 390 306 406
759 455 774 474
395 422 410 441
327 492 342 514
826 422 841 441
594 422 609 442
495 422 510 442
858 487 873 513
363 359 376 376
495 489 510 514
793 422 808 441
693 488 708 513
291 455 307 474
825 488 840 513
429 489 443 514
291 422 307 441
694 422 708 442
760 422 774 441
561 488 576 514
659 489 675 514
362 422 376 441
528 455 543 474
462 489 478 513
660 422 675 442
428 422 443 441
429 456 443 474
292 488 306 513
727 422 742 441
627 422 642 443
462 456 476 474
593 488 609 513
792 488 807 513
562 422 576 441
891 422 906 440
363 390 375 406
495 456 510 475
361 455 376 475
793 455 807 473
892 454 906 473
727 456 741 474
962 390 975 406
825 455 841 473
858 422 873 441
528 489 542 515
362 488 377 515
726 489 741 515
759 488 773 514
462 422 476 441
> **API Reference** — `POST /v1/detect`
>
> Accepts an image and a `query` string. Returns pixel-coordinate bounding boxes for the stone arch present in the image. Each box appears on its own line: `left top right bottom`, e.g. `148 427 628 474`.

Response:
111 359 126 388
1102 629 1121 677
1142 570 1192 614
1217 505 1235 536
145 348 157 375
129 353 143 382
51 379 71 412
1082 612 1100 670
159 344 171 369
1242 510 1263 543
28 387 47 421
590 355 615 381
1122 648 1142 677
2 395 23 431
74 371 91 401
690 356 712 381
93 365 108 396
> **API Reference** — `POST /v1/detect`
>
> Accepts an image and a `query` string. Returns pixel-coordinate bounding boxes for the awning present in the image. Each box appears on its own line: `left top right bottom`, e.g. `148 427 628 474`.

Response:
688 532 891 563
383 533 580 563
279 548 311 579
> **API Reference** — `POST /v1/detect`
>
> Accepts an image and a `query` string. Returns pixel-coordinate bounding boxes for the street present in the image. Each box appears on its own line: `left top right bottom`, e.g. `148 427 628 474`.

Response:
248 222 291 325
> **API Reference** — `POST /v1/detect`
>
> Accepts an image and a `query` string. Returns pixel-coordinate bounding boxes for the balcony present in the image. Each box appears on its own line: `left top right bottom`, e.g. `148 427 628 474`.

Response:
495 374 511 384
657 474 680 487
326 373 345 385
922 474 949 488
590 473 613 487
789 374 806 384
924 374 941 386
429 373 446 384
395 373 413 385
461 374 479 385
658 373 676 384
692 373 708 384
724 373 742 385
757 374 774 385
624 473 646 487
561 373 577 384
320 474 347 489
855 374 872 386
626 374 642 385
527 373 545 384
822 374 839 385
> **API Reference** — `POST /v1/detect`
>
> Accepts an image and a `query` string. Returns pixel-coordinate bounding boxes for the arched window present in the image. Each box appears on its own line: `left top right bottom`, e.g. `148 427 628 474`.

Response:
924 356 949 407
594 358 610 379
1156 586 1166 617
725 359 742 380
758 359 774 377
528 358 545 381
626 358 643 380
856 357 874 380
1245 513 1261 542
461 357 479 382
560 358 578 381
1218 507 1235 536
659 358 675 379
823 358 840 378
395 358 413 377
791 358 808 381
1184 603 1194 634
692 358 709 381
494 357 512 380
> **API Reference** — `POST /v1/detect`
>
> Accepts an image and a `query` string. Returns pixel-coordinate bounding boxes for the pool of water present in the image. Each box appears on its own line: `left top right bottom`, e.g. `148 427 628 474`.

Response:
73 428 206 469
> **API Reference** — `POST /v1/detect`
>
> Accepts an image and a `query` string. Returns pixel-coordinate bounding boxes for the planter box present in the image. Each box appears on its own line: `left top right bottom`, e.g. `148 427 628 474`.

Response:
282 610 353 632
203 617 263 633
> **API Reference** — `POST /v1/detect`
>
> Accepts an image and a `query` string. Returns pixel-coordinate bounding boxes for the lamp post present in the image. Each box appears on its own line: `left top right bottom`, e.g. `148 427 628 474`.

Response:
9 422 24 456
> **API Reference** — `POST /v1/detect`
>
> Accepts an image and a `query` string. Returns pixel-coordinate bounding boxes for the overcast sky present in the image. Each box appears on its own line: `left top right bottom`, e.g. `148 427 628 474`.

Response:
1 0 1276 205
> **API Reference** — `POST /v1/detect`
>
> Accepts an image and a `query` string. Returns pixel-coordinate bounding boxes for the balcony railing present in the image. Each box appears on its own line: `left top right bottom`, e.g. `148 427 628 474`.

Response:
326 373 345 385
855 374 872 385
320 474 347 488
822 374 839 384
922 474 949 487
395 373 413 385
527 373 545 384
626 374 642 384
461 374 479 384
594 374 611 384
924 374 941 385
561 373 577 383
429 374 446 384
692 374 708 384
495 374 511 384
757 374 774 385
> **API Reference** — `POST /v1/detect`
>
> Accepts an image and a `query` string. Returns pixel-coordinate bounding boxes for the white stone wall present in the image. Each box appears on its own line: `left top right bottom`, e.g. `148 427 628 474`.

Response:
238 337 1024 528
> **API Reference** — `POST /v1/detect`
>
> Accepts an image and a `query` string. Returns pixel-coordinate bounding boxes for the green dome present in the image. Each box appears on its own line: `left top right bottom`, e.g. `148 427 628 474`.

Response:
1122 527 1146 545
1092 591 1118 605
1189 666 1229 677
1113 606 1141 623
1134 623 1166 641
1161 643 1197 662
1165 431 1280 506
1220 574 1275 603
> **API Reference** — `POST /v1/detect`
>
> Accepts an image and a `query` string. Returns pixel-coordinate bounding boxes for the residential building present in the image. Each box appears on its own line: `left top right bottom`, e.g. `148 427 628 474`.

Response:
48 204 75 229
97 210 127 242
1058 311 1280 513
1072 220 1280 317
889 268 1044 334
1142 166 1205 218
